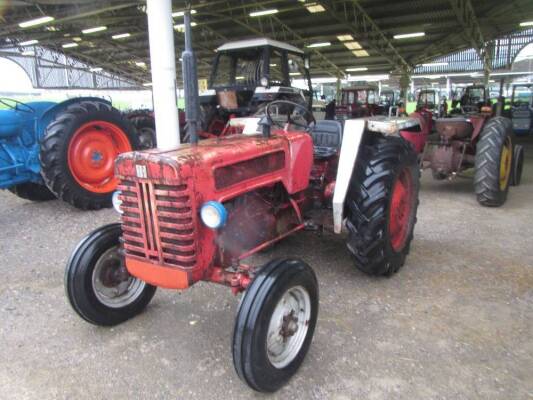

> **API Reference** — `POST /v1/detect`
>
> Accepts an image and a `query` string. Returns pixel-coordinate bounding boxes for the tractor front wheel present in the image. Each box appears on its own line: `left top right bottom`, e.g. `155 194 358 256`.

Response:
474 117 513 206
8 182 56 202
65 223 156 326
40 101 139 210
233 259 318 392
345 136 420 276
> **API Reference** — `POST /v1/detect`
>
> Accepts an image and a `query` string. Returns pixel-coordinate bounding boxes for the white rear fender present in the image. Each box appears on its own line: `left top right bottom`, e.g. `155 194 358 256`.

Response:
332 119 366 234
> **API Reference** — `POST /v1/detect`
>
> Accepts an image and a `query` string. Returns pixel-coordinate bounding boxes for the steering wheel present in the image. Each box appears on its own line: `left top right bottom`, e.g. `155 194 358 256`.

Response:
265 100 316 132
0 98 35 113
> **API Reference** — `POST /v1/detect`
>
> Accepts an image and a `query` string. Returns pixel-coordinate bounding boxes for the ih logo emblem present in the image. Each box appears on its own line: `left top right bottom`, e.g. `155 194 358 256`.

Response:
136 164 148 179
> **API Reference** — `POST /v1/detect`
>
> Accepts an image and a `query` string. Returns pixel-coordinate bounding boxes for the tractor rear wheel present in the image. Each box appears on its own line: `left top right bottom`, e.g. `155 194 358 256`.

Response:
233 258 318 392
8 182 56 201
474 117 513 206
130 114 156 149
65 223 156 326
40 101 139 210
510 144 524 186
345 136 420 276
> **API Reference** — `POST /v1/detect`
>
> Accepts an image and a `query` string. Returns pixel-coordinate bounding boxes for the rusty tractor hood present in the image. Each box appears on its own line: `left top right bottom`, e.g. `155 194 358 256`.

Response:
116 133 293 187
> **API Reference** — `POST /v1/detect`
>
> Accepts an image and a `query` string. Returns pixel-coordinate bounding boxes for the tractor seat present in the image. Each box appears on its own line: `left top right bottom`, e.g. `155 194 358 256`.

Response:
310 120 343 158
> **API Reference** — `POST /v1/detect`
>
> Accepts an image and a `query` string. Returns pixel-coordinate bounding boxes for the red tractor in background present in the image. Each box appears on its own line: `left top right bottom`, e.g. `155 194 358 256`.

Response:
65 13 422 393
335 85 381 119
407 84 524 205
199 38 313 137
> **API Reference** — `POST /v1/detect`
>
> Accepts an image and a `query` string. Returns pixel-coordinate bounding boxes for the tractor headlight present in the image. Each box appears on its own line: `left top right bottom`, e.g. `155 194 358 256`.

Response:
112 191 123 214
260 77 268 87
200 201 227 229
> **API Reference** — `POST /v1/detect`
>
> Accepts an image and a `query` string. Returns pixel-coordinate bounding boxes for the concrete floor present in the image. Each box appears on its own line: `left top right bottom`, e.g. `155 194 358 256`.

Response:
1 139 532 400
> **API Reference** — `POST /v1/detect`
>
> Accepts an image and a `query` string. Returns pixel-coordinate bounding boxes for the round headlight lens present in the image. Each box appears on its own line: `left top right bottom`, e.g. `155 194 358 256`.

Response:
112 191 123 214
200 201 227 229
260 77 268 87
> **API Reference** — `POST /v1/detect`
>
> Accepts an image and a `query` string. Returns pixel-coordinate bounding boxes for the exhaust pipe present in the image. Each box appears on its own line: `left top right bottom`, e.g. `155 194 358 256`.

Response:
182 10 200 145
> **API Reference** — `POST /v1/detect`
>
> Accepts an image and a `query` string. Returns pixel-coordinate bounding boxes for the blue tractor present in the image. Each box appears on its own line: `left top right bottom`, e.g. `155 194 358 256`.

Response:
0 97 139 209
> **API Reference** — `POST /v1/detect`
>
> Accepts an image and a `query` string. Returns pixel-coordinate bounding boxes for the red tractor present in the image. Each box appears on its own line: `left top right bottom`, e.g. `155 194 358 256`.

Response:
335 85 381 120
408 90 524 205
199 38 313 137
64 16 421 393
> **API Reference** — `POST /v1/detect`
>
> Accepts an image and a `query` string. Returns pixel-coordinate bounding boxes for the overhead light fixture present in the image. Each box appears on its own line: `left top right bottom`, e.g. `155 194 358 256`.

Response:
270 63 277 67
343 41 362 50
19 39 38 46
112 33 131 40
393 32 425 39
19 16 54 28
337 34 354 42
82 26 107 34
174 22 197 31
90 67 103 72
62 43 78 48
305 3 326 13
72 37 82 42
519 21 533 27
143 82 153 87
306 42 331 48
172 10 197 17
21 50 35 56
249 9 278 17
289 72 301 76
236 76 245 80
135 61 147 68
45 26 59 32
352 50 369 57
346 67 368 72
421 62 449 67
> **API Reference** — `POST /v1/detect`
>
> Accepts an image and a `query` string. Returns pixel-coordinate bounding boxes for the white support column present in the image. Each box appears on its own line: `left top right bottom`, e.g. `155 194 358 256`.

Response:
146 0 180 150
446 77 451 98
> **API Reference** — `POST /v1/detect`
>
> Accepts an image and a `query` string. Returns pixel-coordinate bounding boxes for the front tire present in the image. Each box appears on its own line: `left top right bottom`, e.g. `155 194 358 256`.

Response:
65 223 156 326
40 101 139 210
233 259 318 392
8 182 56 201
345 136 420 276
474 117 513 206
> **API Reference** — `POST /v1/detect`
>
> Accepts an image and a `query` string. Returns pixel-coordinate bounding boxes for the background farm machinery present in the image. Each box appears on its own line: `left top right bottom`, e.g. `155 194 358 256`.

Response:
198 38 313 137
0 97 140 209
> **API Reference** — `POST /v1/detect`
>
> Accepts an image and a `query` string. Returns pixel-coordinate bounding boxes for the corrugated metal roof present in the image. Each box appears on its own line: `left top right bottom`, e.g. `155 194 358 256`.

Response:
0 0 532 87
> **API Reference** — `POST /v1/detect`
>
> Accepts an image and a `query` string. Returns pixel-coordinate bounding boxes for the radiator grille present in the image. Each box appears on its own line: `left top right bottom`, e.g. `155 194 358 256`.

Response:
118 179 197 268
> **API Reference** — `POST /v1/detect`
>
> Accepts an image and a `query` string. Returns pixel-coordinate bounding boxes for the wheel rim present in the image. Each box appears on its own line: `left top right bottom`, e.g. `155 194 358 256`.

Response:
91 245 146 308
67 121 132 193
499 137 512 190
266 285 311 369
389 167 414 252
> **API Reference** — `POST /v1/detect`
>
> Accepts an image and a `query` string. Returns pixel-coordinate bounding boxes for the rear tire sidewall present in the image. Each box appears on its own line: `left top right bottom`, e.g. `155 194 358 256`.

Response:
233 259 318 392
65 223 156 326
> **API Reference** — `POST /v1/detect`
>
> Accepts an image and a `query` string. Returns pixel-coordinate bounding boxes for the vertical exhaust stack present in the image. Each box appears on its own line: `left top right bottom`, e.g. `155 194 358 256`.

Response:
182 10 200 145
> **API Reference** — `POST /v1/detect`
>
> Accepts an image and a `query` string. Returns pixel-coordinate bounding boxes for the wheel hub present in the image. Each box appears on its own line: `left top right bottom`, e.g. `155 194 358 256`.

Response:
266 286 311 369
91 245 146 308
389 168 414 252
67 121 132 193
499 137 512 190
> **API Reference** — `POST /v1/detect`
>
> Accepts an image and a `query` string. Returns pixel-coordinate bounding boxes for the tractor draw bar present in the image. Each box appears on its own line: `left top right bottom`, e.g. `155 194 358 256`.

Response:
182 10 200 145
